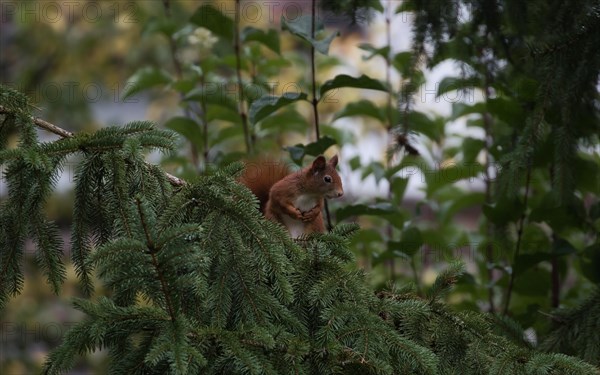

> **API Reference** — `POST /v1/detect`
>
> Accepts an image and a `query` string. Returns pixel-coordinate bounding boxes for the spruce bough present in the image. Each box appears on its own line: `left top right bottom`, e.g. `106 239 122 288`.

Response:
0 85 598 374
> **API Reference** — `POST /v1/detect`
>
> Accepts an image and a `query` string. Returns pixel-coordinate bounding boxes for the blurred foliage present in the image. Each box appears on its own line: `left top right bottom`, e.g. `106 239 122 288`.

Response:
1 0 600 373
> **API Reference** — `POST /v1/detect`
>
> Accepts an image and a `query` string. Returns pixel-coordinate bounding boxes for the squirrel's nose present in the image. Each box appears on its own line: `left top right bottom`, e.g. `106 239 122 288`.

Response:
337 190 343 197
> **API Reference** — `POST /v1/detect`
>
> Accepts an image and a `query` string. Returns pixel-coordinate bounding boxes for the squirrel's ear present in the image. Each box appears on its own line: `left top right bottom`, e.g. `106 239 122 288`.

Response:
310 155 327 172
329 154 339 168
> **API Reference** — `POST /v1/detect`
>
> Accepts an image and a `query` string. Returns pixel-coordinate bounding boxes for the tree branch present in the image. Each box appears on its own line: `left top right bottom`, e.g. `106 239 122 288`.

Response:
0 105 186 187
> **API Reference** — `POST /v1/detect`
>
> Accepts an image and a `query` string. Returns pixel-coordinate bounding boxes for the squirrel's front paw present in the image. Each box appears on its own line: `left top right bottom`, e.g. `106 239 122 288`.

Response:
301 206 320 222
291 208 305 220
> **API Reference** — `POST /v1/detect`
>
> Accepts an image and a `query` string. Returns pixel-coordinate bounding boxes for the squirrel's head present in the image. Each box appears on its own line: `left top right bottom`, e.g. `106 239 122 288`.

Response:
306 155 344 199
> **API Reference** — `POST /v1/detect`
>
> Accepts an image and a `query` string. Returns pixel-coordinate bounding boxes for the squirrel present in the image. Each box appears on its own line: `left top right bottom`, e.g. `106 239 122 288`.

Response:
240 155 344 238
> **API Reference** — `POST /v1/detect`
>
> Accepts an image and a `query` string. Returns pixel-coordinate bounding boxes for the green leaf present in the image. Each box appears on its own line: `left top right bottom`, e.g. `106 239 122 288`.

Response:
320 74 387 97
171 79 197 95
361 162 386 183
552 238 577 256
206 106 240 124
440 192 485 224
304 136 337 156
396 1 415 13
352 228 383 244
390 177 409 205
333 100 385 123
513 268 551 297
358 43 390 61
241 27 280 54
392 52 414 76
451 102 486 120
337 203 397 221
483 197 525 226
580 243 600 284
258 109 307 135
284 136 337 165
487 97 525 125
123 67 172 99
529 192 586 231
436 76 480 97
513 253 551 276
405 112 444 142
573 156 600 194
144 17 178 37
349 156 361 170
425 163 483 197
212 125 243 146
386 241 416 261
249 92 308 125
463 137 485 162
385 156 427 180
184 86 238 111
396 227 423 257
519 224 551 254
370 1 384 12
280 15 338 55
190 5 233 40
590 201 600 221
320 124 354 144
286 146 305 165
164 117 203 147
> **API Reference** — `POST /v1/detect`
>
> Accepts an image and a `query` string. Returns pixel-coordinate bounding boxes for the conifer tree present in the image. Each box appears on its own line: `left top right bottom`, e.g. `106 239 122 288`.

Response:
2 84 598 374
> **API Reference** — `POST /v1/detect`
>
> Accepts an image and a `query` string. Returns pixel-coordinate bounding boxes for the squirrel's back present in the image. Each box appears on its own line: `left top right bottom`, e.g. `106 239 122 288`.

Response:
239 159 291 213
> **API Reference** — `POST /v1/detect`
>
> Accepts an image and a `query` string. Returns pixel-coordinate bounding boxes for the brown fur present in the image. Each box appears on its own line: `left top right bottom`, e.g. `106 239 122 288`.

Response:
239 159 291 213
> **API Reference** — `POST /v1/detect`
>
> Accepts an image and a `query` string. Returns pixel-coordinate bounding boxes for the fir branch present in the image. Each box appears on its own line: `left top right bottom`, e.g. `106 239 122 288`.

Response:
0 105 186 186
135 197 177 322
35 114 75 138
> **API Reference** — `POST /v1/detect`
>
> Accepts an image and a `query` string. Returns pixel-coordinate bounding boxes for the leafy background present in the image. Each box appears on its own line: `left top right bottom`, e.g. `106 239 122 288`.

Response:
1 0 599 373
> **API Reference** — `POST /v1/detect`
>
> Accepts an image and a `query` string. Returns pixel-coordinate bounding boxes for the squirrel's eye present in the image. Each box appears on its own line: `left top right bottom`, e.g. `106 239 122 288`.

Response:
324 175 332 183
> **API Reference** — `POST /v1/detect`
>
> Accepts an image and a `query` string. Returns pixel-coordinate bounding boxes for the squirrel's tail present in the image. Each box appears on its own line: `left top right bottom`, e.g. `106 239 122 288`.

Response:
239 159 291 213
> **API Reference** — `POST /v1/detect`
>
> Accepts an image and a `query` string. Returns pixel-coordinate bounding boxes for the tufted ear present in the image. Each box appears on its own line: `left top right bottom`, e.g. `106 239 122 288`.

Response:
310 155 327 173
329 154 338 168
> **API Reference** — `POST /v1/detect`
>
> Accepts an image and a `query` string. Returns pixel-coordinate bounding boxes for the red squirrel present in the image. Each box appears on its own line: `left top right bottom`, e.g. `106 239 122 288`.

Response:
240 155 344 238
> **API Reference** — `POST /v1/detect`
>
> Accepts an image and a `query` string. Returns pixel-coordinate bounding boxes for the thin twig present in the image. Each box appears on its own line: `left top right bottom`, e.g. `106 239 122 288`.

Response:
549 161 560 309
502 81 550 315
503 165 532 315
33 113 74 138
385 2 396 281
310 0 320 142
309 0 332 230
234 0 252 154
482 55 496 313
161 0 204 172
0 105 186 187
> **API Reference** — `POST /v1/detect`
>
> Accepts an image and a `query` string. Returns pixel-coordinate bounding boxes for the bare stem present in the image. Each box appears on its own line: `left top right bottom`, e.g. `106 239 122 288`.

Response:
235 0 252 154
309 0 332 230
385 2 396 280
503 165 532 315
503 82 549 315
385 3 393 132
549 165 560 309
161 0 202 171
483 65 496 313
310 0 320 141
